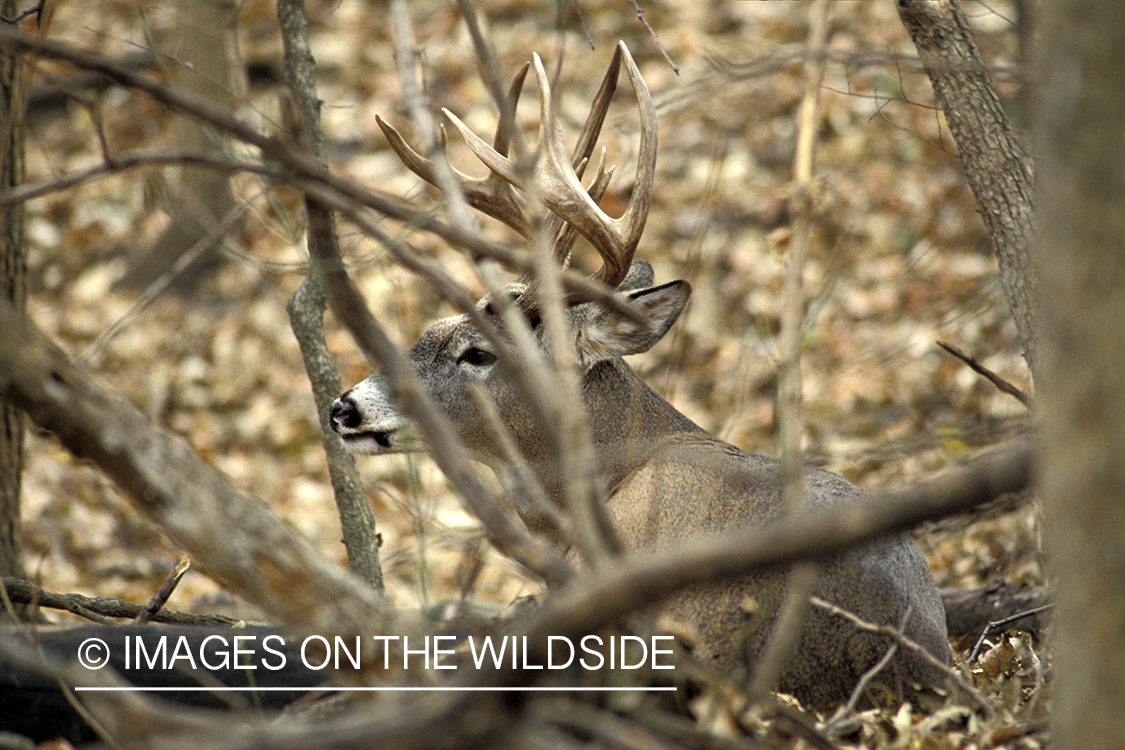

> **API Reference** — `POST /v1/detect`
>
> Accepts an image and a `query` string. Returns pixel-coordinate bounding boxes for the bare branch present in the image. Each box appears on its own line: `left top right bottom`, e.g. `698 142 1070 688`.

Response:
968 603 1055 663
828 640 899 729
752 0 832 698
0 25 643 319
0 0 44 25
623 0 678 74
82 199 252 361
0 296 390 645
1 576 243 626
277 0 382 589
937 341 1033 409
0 150 266 205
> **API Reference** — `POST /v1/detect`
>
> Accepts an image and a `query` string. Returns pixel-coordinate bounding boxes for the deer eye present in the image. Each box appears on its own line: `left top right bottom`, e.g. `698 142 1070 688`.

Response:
457 347 497 367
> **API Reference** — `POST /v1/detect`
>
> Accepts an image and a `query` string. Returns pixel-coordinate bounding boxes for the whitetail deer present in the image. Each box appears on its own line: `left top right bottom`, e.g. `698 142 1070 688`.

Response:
331 42 951 708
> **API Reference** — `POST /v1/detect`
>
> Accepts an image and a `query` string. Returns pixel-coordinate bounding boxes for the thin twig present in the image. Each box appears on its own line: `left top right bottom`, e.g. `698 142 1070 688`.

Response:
824 606 911 729
453 0 529 165
0 25 641 320
750 0 831 698
567 0 594 51
81 199 252 362
968 603 1055 663
624 0 678 74
811 596 993 719
394 0 480 230
0 150 264 205
838 643 898 723
132 555 190 625
469 383 567 547
0 0 44 25
938 341 1034 409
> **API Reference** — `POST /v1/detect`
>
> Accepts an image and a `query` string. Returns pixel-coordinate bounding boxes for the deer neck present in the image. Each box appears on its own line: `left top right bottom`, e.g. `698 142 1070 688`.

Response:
497 359 702 507
582 358 705 488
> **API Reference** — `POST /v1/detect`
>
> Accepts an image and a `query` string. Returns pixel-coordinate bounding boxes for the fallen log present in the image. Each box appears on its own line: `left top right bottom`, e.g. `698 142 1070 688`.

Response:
941 584 1052 646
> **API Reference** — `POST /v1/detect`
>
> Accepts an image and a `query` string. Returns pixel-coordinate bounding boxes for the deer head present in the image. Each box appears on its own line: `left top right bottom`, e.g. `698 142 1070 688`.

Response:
330 42 696 513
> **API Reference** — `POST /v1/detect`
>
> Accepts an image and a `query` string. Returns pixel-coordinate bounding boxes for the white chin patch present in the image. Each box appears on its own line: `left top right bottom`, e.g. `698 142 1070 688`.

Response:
340 429 401 455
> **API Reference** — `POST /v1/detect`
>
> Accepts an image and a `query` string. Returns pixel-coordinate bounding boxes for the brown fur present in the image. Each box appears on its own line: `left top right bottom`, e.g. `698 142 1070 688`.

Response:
332 263 951 708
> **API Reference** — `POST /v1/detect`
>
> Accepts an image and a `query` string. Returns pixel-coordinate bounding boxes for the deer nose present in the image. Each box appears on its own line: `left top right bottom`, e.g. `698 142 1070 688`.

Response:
329 397 361 431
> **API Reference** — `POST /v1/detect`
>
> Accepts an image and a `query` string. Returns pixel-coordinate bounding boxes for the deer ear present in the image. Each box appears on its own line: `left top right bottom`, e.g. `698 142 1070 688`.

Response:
578 280 691 365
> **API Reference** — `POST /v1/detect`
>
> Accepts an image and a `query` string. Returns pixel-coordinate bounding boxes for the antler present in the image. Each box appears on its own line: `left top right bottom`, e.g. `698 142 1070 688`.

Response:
379 41 656 291
376 64 532 236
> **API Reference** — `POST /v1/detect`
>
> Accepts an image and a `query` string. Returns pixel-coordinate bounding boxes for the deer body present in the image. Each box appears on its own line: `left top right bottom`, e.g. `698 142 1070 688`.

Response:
332 264 951 707
605 426 950 707
331 43 951 708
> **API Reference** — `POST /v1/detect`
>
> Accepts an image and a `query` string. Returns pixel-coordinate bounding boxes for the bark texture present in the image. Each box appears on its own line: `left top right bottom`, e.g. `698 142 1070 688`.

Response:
278 0 383 588
898 0 1039 372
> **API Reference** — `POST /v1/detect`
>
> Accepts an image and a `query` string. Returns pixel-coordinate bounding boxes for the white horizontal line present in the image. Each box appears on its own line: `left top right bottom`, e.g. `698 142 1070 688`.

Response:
74 685 677 692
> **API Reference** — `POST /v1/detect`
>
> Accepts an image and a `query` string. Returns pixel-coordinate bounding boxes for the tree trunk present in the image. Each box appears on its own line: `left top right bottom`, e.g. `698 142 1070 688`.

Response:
0 0 28 598
1035 0 1125 746
116 0 238 292
898 0 1039 373
278 0 382 588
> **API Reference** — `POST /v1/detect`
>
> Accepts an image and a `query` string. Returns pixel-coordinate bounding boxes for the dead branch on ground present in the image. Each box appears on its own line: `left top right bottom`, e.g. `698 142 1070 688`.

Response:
1 576 241 626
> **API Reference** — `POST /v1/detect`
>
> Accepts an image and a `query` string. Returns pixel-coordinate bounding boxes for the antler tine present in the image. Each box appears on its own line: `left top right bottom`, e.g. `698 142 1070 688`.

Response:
519 152 611 286
546 152 615 271
493 62 531 162
532 41 656 288
569 43 622 175
375 62 533 236
540 49 621 269
442 41 656 290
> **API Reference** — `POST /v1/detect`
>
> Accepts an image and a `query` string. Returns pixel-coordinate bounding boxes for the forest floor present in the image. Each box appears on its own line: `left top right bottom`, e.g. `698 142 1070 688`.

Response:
15 1 1044 747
